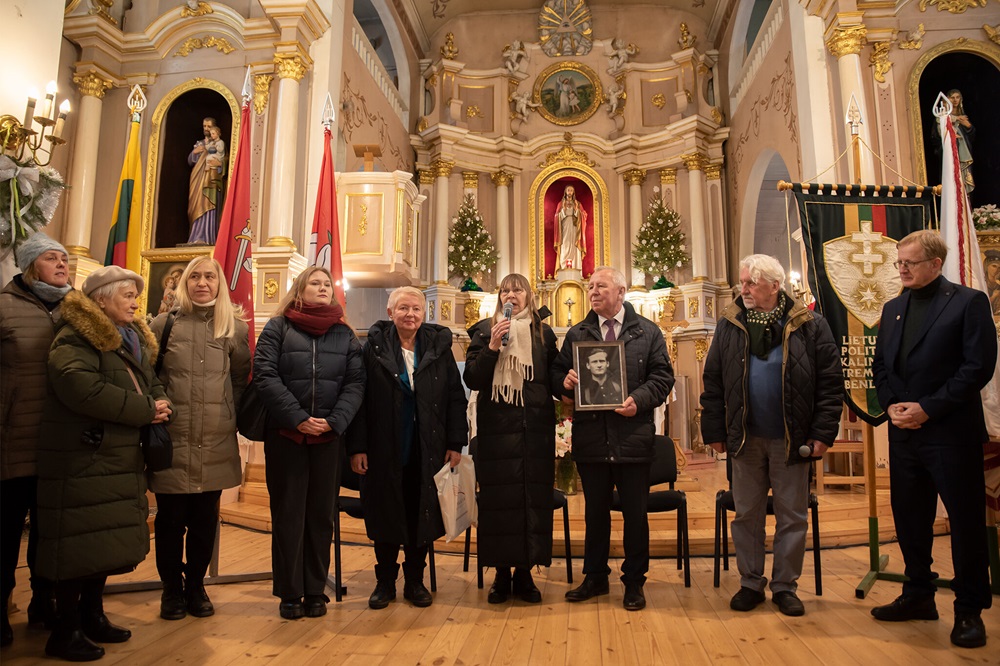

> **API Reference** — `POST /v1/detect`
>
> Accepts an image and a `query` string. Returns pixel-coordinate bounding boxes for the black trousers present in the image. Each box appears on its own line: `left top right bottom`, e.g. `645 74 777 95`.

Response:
53 576 107 630
154 490 222 590
0 475 51 605
264 437 341 601
372 456 427 583
576 462 650 585
889 438 992 613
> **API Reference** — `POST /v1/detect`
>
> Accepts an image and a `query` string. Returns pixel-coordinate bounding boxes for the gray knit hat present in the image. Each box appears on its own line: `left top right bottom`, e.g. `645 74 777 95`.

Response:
15 232 68 269
82 265 145 296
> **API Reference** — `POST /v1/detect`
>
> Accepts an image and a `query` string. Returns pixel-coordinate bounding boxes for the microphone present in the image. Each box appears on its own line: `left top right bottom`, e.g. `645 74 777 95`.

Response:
799 442 814 458
501 302 513 345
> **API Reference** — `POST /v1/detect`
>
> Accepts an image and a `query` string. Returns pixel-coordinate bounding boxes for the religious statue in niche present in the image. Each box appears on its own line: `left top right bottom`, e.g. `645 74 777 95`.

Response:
502 40 529 76
552 185 587 270
943 89 975 192
187 116 227 244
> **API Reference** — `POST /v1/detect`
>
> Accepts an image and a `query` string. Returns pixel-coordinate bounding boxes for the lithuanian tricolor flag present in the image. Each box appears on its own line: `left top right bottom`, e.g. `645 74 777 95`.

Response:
794 184 934 424
104 111 143 272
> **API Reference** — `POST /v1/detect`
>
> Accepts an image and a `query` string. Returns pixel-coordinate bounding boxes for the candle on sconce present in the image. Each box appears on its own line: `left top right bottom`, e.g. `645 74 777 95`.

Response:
23 89 38 127
52 100 70 139
41 81 57 120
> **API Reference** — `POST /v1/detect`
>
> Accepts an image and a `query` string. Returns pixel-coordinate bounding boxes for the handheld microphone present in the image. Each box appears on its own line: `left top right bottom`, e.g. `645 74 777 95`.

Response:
501 302 513 345
799 442 814 458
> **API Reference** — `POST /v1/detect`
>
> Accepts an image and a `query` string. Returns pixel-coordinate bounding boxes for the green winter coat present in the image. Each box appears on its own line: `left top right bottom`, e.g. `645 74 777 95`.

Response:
35 290 168 581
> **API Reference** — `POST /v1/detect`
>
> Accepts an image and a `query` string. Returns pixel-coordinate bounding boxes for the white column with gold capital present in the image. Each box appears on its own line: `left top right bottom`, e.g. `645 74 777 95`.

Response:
432 159 454 283
266 53 309 247
623 168 646 287
64 71 113 257
704 163 723 282
825 18 875 183
492 170 513 279
681 152 709 280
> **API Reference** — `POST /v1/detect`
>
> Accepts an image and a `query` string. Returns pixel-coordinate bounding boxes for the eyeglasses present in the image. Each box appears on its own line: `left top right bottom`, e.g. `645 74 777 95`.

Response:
892 258 933 270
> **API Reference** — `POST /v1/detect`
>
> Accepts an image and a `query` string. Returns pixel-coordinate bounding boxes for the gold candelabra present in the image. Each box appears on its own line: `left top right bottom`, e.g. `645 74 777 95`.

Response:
1 81 71 167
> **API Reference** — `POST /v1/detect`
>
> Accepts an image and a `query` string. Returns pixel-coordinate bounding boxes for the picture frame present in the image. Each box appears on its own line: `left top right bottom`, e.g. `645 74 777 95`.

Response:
139 246 214 317
532 61 603 127
573 340 627 411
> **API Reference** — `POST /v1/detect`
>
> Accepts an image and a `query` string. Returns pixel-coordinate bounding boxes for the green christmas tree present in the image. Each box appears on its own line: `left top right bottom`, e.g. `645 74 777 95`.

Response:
632 191 689 286
448 193 498 290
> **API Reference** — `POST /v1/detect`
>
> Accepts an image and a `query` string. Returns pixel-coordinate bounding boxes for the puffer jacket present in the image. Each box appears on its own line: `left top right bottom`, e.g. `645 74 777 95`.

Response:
149 307 251 494
0 276 67 480
464 315 558 568
253 314 365 437
36 290 168 581
551 302 675 464
700 294 843 462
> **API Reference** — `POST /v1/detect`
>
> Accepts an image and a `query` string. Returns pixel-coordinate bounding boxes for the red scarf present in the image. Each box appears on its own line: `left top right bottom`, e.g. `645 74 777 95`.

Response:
284 301 344 336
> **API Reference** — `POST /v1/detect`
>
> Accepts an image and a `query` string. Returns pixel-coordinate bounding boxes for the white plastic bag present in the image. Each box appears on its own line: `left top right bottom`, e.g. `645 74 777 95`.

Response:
433 454 477 542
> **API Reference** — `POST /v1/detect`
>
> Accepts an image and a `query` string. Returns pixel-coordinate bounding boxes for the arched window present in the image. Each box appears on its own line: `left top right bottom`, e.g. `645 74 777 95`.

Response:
745 0 773 58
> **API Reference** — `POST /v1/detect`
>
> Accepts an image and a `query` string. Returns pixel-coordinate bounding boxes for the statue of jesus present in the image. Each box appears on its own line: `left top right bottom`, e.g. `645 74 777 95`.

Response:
553 185 587 271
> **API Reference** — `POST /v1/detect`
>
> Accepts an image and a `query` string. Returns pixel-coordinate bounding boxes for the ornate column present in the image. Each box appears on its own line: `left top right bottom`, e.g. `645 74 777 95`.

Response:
64 71 112 257
431 158 455 283
491 170 513 279
623 168 646 287
704 162 723 282
462 170 478 201
826 17 875 183
265 53 308 247
659 168 677 210
681 152 709 280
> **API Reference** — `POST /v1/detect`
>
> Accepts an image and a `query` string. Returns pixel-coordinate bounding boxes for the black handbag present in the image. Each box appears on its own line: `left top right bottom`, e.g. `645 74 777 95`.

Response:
141 423 173 472
237 383 268 441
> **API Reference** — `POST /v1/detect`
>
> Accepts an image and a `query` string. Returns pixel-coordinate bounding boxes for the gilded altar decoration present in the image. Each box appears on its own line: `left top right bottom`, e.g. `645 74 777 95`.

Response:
826 24 867 57
532 62 603 126
440 32 460 59
89 0 117 25
73 72 113 99
428 301 436 321
462 171 479 189
705 164 722 180
416 116 429 132
919 0 987 12
253 75 273 116
681 151 708 172
465 105 482 119
464 298 481 324
985 24 1000 45
688 298 699 318
823 222 901 328
491 170 514 187
274 53 308 81
538 0 593 57
711 106 724 124
623 169 646 187
180 1 213 17
659 168 676 186
538 133 596 169
899 24 925 50
678 23 697 49
694 339 708 361
440 301 452 321
358 203 369 236
651 93 666 109
264 278 279 300
870 42 893 83
706 298 714 318
174 36 236 57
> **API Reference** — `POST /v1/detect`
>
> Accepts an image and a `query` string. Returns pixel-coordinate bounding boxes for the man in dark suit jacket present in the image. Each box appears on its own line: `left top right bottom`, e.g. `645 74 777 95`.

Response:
872 230 997 649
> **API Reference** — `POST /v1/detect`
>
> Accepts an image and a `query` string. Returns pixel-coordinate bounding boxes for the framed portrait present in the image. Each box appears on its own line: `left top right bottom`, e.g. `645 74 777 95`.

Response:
139 246 214 317
533 62 603 126
573 340 627 411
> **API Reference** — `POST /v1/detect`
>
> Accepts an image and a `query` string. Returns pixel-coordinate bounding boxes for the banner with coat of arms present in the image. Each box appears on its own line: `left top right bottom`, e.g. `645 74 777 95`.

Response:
793 184 935 425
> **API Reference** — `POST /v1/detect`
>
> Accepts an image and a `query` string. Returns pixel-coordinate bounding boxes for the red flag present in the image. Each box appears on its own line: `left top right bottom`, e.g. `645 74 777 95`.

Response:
308 127 346 307
213 100 255 354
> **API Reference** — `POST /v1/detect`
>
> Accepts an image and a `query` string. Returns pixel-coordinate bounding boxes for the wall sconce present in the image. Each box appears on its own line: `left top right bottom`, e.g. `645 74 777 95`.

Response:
0 81 71 167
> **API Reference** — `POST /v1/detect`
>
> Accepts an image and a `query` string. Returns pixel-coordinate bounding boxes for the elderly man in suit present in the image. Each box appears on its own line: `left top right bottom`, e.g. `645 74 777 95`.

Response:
872 230 997 649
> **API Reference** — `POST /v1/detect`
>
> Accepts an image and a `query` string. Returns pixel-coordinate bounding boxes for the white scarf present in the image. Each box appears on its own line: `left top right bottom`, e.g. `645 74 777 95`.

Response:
491 307 534 406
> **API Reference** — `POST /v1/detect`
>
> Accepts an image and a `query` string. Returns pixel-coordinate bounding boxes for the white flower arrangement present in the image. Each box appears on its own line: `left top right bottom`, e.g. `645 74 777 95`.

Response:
973 204 1000 231
555 418 572 457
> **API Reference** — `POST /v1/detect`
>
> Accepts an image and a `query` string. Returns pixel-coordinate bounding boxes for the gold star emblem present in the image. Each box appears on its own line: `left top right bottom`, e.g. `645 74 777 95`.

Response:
856 280 881 312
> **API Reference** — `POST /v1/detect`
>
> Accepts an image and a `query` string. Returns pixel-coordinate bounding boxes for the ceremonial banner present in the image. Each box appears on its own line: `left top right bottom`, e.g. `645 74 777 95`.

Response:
794 184 935 424
307 126 346 307
104 110 143 273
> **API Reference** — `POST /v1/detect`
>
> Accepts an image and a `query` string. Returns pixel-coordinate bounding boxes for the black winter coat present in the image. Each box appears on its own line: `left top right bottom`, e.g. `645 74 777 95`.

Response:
464 316 558 568
551 302 675 464
346 321 468 546
253 315 365 438
699 295 842 461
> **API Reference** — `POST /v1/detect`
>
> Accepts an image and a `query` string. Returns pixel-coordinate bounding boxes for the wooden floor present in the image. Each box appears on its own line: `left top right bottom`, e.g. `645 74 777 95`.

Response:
4 460 999 665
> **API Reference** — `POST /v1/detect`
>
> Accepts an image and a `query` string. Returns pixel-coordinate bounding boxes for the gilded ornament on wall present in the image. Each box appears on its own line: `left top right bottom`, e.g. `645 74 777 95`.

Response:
274 54 308 81
358 203 369 236
659 168 676 185
706 298 714 318
462 171 479 188
826 24 867 58
870 42 893 83
538 133 596 168
89 0 117 26
440 32 460 60
264 278 279 301
694 339 709 361
651 93 666 109
623 169 646 186
180 1 213 17
428 301 436 321
491 170 514 187
174 36 236 57
465 105 482 119
253 75 272 116
688 298 699 318
441 301 452 322
985 24 1000 45
899 24 925 50
73 72 113 99
464 299 481 324
919 0 988 12
678 23 697 49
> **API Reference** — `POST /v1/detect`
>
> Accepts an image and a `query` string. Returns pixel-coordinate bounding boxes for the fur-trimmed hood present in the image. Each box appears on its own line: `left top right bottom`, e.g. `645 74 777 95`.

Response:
59 289 158 355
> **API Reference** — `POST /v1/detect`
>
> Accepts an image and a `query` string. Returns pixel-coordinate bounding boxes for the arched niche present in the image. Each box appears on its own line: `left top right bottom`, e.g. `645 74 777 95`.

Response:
739 149 799 274
142 79 239 253
528 161 610 287
908 39 1000 209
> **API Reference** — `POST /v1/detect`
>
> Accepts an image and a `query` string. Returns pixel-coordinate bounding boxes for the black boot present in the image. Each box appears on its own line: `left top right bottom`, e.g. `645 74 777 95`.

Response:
27 593 58 629
160 584 187 621
45 628 105 662
185 581 214 618
80 614 131 644
488 568 512 604
403 579 432 608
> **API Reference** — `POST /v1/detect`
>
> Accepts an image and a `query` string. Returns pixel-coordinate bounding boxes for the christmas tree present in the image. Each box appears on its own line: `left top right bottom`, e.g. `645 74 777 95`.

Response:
632 189 689 286
448 193 498 290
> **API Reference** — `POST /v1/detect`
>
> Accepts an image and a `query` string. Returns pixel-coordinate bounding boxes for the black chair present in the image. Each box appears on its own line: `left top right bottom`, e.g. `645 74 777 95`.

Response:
610 434 690 587
462 437 574 588
713 457 822 595
333 460 437 602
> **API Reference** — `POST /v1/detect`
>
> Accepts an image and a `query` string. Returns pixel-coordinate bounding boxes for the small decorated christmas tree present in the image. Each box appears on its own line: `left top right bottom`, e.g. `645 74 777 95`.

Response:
448 193 498 290
632 189 689 286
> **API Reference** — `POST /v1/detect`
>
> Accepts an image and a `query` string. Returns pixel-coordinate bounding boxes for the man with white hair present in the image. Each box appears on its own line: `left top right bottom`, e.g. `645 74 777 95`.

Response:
701 254 841 617
552 267 674 611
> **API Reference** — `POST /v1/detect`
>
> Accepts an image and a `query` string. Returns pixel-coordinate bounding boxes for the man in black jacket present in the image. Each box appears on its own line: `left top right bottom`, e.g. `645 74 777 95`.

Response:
872 230 996 649
701 254 841 617
552 267 674 611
